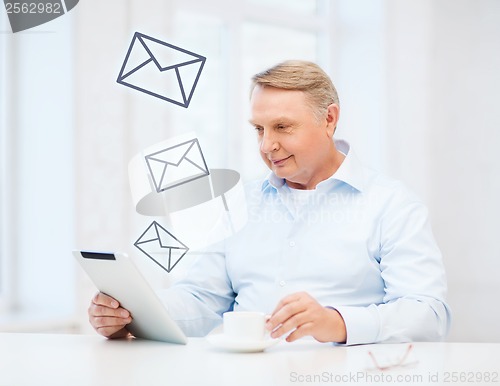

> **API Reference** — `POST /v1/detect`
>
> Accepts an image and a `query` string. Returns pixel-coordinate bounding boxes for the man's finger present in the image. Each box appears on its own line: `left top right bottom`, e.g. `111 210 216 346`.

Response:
96 325 129 338
267 299 305 332
285 322 313 342
93 316 132 328
89 304 130 318
270 309 309 338
269 292 302 316
93 292 119 309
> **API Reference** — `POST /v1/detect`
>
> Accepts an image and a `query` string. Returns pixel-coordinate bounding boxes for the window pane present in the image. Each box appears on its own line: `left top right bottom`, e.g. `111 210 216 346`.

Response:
1 17 75 314
241 22 318 82
170 11 228 167
0 12 7 307
246 0 318 14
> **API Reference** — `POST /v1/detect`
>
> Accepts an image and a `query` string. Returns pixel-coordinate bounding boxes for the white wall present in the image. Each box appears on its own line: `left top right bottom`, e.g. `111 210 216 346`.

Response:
382 0 500 342
429 0 500 342
325 0 500 342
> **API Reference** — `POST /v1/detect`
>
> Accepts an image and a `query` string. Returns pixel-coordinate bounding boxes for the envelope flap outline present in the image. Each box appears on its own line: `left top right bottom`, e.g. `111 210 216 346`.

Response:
144 139 210 192
138 33 205 71
134 221 159 244
175 62 206 109
155 222 188 250
134 221 189 273
118 35 155 81
181 140 209 174
134 221 188 250
145 140 197 167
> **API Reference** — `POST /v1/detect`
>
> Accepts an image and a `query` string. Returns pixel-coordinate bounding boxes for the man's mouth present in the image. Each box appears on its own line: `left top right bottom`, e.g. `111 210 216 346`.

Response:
271 155 292 166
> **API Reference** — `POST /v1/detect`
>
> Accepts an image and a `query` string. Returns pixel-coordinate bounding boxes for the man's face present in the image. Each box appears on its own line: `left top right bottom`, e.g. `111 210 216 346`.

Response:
249 85 339 189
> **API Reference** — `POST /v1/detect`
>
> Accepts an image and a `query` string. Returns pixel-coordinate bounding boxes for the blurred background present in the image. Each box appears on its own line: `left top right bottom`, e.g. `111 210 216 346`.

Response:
1 0 499 341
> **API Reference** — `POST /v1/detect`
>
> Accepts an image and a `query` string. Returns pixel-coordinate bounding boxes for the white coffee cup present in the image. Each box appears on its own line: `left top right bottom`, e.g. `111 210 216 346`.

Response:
223 311 266 341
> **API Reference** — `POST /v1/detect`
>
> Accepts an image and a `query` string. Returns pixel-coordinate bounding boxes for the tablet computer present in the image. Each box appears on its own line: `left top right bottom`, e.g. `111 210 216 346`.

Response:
73 250 187 344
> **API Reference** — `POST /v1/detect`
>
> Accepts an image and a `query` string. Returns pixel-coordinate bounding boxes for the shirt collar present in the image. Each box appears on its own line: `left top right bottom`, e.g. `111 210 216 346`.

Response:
261 139 366 193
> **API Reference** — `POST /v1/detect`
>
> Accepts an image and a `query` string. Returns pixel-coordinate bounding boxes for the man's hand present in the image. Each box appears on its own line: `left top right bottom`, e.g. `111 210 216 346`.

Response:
266 292 347 343
88 292 132 339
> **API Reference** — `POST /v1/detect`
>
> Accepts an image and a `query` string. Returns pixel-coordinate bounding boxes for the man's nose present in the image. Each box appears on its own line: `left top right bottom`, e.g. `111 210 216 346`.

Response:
260 131 278 153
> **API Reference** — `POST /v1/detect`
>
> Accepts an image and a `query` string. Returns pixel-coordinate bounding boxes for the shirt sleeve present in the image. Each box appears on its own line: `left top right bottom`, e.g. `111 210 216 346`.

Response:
334 190 451 346
157 243 236 337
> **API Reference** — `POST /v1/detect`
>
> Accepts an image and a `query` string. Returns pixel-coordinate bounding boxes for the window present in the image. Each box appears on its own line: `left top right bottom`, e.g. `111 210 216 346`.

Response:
0 7 12 313
0 14 76 325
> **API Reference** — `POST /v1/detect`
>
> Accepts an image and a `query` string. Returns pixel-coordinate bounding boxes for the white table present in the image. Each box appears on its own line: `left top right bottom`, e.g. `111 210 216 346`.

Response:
0 333 498 386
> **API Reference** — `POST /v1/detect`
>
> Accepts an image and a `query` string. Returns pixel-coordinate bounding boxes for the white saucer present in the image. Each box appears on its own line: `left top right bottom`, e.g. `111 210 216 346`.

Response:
206 334 279 353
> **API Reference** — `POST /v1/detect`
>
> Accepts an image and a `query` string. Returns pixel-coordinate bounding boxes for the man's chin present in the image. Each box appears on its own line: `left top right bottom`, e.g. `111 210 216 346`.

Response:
272 169 290 180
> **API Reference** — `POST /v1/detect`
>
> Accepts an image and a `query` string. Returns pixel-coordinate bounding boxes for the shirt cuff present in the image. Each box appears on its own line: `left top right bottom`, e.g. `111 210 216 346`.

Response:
331 305 380 346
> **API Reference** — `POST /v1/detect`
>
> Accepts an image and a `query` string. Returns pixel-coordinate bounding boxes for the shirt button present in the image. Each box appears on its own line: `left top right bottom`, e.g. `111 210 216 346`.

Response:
289 241 296 247
279 280 286 287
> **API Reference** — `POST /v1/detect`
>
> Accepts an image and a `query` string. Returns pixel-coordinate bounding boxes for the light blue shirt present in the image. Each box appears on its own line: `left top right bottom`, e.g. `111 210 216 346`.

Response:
160 140 451 345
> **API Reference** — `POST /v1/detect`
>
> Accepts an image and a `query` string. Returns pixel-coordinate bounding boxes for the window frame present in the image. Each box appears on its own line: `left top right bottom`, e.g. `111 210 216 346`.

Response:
0 13 76 321
0 13 14 313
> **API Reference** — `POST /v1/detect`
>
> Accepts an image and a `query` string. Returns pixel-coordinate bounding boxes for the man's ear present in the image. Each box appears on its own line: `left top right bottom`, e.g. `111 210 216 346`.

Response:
325 103 340 137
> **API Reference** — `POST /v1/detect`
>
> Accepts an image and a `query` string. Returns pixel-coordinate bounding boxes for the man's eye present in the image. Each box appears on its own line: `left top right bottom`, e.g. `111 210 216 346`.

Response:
254 127 263 133
277 125 290 131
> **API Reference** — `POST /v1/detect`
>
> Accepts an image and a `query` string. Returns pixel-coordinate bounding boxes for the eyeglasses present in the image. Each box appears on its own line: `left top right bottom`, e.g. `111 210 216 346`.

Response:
368 344 418 371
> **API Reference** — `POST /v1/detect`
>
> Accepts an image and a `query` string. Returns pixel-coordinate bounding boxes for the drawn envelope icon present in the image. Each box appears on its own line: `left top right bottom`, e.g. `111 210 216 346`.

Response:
134 221 189 273
117 32 206 108
145 138 209 193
